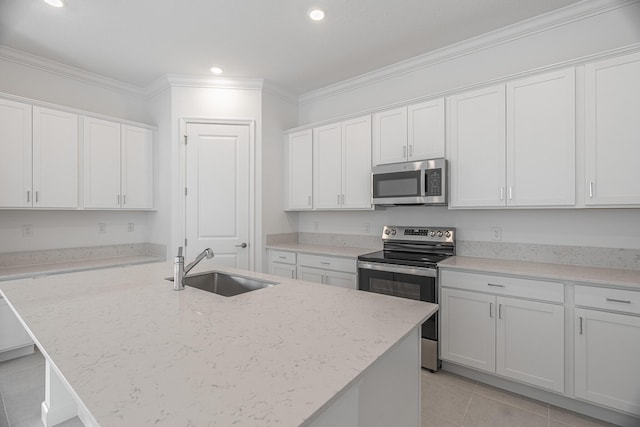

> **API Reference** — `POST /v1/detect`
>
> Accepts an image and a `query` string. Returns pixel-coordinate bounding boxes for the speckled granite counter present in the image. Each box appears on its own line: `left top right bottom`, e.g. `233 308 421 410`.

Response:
439 256 640 289
0 261 436 426
265 243 376 258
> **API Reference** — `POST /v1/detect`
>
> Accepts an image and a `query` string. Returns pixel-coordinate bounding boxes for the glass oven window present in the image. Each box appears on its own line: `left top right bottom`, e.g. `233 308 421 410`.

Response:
373 170 420 198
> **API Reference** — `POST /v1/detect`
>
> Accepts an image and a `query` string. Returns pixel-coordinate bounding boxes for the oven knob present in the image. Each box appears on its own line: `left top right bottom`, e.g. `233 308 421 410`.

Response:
445 231 451 238
391 229 397 235
384 228 391 235
437 231 443 237
430 231 436 237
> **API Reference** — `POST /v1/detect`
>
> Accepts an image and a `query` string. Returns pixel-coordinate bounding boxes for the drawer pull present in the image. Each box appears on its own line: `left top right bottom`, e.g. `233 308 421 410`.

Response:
489 302 493 318
320 262 331 265
579 316 583 335
606 298 631 304
498 304 502 319
278 256 287 259
487 283 504 288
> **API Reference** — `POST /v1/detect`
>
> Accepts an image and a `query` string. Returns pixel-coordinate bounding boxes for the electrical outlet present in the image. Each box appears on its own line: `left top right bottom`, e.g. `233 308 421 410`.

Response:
364 223 371 233
491 227 502 241
128 223 135 232
22 224 33 237
99 223 107 234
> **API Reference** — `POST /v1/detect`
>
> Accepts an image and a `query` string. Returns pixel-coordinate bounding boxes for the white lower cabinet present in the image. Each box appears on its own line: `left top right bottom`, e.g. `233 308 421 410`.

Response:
268 250 297 279
575 285 640 415
297 253 357 289
0 297 34 362
440 271 564 393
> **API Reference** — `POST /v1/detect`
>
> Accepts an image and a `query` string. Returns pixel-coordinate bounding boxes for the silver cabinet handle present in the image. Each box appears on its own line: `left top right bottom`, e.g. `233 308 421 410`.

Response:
341 194 345 205
337 194 340 205
579 316 583 335
123 194 126 205
320 262 331 265
117 194 121 205
488 283 504 288
308 195 311 206
235 243 248 248
35 191 39 203
508 186 513 200
409 145 413 158
589 181 594 198
500 187 504 201
489 302 493 318
402 146 407 159
278 256 287 259
27 190 30 203
498 304 502 319
606 298 631 304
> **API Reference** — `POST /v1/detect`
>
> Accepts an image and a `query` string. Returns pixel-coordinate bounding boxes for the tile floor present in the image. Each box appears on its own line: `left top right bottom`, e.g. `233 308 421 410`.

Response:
0 350 622 427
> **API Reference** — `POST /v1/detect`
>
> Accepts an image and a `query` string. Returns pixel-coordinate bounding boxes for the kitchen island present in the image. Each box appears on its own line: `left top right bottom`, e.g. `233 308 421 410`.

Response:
0 261 436 427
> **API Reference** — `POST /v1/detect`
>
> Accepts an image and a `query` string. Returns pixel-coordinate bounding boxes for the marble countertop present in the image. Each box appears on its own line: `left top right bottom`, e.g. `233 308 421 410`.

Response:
265 243 377 258
439 256 640 290
0 261 436 427
0 255 165 282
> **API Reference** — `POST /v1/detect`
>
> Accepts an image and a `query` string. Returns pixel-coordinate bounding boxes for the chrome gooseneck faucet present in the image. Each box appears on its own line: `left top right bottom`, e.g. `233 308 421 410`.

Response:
173 246 214 290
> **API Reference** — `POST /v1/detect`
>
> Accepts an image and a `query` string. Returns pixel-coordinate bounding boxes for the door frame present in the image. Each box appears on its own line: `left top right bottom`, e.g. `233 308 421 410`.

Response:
178 118 258 271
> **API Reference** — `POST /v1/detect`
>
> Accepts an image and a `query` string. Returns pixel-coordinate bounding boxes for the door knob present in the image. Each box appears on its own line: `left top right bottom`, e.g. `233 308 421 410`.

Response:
235 243 248 248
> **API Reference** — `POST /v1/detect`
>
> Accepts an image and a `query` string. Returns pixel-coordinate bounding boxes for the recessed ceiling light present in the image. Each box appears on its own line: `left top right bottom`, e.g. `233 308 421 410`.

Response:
43 0 65 7
210 66 223 75
308 8 325 21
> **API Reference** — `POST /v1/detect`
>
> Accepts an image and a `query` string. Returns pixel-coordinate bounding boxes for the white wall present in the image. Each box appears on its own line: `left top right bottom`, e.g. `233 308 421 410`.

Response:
296 2 640 250
0 55 154 253
261 88 299 270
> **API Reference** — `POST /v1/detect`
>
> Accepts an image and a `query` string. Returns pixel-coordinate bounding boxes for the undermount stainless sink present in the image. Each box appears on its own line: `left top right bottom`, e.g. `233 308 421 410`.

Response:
167 271 277 297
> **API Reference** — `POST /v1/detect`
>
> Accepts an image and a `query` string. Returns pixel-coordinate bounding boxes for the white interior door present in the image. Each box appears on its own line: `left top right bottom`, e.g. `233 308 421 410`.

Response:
185 122 250 269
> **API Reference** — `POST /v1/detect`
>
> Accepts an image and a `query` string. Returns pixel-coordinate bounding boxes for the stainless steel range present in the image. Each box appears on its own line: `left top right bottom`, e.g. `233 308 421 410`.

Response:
357 225 456 371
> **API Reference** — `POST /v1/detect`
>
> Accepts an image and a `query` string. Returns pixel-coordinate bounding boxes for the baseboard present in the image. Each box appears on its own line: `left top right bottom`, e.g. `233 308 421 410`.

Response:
442 361 640 427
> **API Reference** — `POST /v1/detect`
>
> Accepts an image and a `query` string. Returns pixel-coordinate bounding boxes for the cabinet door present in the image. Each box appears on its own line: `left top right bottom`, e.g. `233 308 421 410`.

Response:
408 98 445 161
342 115 372 209
496 297 564 392
287 130 313 210
83 117 121 208
372 106 408 165
32 107 79 208
298 266 325 284
506 69 575 207
313 123 342 209
575 308 640 415
121 125 153 209
0 98 32 208
0 298 32 352
324 270 356 289
440 288 496 373
270 262 296 279
448 85 506 207
585 52 640 205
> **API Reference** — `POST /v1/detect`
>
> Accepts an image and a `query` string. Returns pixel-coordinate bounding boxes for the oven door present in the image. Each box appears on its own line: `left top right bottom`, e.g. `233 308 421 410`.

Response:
357 262 437 341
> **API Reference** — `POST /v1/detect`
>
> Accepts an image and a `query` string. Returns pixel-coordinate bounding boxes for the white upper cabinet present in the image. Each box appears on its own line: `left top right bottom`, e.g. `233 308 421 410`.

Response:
448 84 506 208
286 130 313 210
33 107 79 208
373 107 407 165
314 115 372 210
506 68 575 207
448 68 575 208
121 125 153 209
84 117 153 209
407 98 445 160
0 99 32 208
585 51 640 206
373 100 445 166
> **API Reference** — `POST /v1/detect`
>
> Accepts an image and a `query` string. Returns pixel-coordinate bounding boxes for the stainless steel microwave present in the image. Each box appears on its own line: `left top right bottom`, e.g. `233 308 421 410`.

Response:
371 158 447 206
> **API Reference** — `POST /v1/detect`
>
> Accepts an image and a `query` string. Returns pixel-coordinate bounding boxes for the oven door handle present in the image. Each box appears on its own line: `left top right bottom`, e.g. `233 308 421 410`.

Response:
357 261 437 278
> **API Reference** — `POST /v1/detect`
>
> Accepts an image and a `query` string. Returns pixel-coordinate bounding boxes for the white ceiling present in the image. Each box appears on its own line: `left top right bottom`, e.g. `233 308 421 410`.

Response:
0 0 585 95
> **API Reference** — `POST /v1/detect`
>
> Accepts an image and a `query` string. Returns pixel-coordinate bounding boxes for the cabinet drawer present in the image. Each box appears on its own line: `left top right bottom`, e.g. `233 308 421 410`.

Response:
269 250 296 265
575 285 640 315
440 270 563 303
298 253 356 273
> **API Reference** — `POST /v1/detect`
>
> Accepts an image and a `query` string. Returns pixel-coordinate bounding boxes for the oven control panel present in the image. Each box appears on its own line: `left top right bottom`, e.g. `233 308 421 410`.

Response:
382 225 455 244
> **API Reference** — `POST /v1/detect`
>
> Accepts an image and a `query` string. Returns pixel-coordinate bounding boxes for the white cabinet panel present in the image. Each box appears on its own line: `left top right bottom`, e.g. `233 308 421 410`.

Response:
298 266 325 284
287 130 313 210
373 107 408 165
0 297 32 354
408 98 445 161
313 123 342 209
341 115 372 209
271 263 296 279
575 308 640 415
0 98 32 208
496 297 564 392
585 51 640 206
448 84 506 207
121 125 153 209
33 107 79 208
506 69 575 207
441 288 496 373
83 117 121 208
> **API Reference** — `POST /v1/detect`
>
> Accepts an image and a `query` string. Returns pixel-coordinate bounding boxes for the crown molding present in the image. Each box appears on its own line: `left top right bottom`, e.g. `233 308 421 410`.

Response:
299 0 640 105
0 45 147 97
